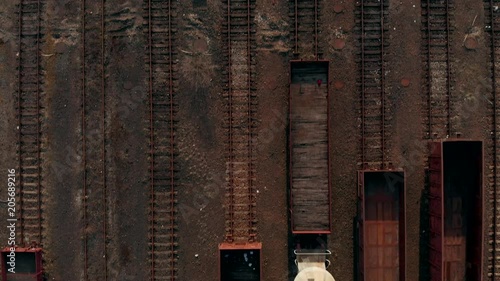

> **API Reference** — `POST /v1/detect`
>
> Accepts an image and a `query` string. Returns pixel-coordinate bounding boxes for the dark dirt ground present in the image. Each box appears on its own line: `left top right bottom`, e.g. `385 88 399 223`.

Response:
0 0 498 280
0 0 18 278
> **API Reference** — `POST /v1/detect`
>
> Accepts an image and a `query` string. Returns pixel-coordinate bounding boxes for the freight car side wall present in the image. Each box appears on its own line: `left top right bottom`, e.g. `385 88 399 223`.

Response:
429 140 484 281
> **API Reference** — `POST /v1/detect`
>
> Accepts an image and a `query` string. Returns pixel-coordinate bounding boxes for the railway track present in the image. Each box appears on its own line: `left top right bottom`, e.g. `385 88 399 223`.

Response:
222 0 257 243
484 1 500 279
289 0 321 59
356 0 389 170
17 0 44 247
422 0 454 139
146 0 178 280
81 0 107 279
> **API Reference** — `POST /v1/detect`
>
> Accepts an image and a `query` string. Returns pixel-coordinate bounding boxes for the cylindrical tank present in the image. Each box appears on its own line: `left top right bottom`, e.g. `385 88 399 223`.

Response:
294 267 335 281
294 250 336 281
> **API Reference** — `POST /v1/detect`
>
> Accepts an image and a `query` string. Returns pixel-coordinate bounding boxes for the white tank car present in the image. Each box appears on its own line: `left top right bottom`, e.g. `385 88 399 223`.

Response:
294 250 336 281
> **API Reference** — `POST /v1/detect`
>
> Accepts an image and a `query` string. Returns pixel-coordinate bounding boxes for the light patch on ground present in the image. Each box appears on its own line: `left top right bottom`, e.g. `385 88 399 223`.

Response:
185 13 203 26
46 0 81 46
107 4 141 37
255 13 288 53
74 189 82 211
179 52 214 89
180 13 215 88
327 27 348 53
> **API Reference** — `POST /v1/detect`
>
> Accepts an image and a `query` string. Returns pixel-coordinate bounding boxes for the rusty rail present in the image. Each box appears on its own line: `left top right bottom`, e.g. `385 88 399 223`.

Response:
101 0 107 279
223 0 257 243
17 0 43 247
485 0 499 279
357 0 388 169
148 0 153 278
227 0 234 242
147 0 178 279
422 0 453 139
245 0 254 240
314 0 318 58
290 0 320 59
81 0 88 278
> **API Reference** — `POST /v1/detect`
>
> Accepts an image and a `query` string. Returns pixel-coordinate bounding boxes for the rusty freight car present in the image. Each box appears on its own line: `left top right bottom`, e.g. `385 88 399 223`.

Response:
219 243 262 281
1 247 43 281
289 60 331 234
357 170 406 281
428 140 484 281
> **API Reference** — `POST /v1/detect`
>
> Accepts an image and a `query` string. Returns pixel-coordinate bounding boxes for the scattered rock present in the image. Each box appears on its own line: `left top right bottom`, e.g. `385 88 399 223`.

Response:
334 80 345 90
332 38 345 50
333 4 344 13
401 78 410 87
464 37 478 50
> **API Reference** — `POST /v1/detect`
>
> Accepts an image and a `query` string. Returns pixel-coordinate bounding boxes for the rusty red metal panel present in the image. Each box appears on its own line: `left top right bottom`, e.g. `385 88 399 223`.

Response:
358 170 364 200
1 247 43 281
469 140 484 281
358 171 365 281
428 139 484 281
219 243 262 281
358 170 405 281
289 60 331 234
442 140 483 281
399 171 406 281
429 141 444 281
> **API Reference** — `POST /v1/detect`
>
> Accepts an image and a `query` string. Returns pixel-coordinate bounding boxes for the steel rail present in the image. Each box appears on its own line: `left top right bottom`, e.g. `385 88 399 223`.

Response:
168 1 176 278
36 0 42 245
445 0 451 137
360 0 366 166
226 0 235 242
17 0 24 246
101 0 107 279
426 0 432 138
488 0 498 277
380 0 385 168
314 0 318 59
246 0 254 242
81 0 88 278
147 0 155 279
294 0 298 54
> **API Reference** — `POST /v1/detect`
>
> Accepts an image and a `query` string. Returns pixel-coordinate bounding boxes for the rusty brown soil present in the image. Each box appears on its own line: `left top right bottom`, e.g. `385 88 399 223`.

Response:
0 0 497 280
